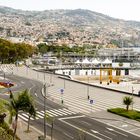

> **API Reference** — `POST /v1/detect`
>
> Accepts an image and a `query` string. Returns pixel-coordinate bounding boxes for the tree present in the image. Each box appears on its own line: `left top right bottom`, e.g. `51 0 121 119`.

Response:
20 90 36 132
0 38 35 63
5 91 18 140
45 113 55 140
5 89 36 139
123 96 133 111
0 98 8 115
0 98 20 140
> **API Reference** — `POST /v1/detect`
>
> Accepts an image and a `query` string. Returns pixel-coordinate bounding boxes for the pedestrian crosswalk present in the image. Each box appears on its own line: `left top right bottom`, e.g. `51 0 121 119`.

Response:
0 64 14 74
18 108 77 122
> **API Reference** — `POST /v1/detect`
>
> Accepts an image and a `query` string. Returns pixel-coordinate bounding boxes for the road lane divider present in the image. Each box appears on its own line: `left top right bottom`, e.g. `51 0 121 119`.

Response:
91 129 112 140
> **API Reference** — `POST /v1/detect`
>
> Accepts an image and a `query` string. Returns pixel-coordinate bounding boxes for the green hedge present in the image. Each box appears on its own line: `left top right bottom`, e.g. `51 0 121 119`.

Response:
0 127 13 140
107 108 140 121
0 122 20 140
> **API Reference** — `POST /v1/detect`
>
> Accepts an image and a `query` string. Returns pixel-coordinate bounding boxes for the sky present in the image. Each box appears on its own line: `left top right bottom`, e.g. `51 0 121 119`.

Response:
0 0 140 21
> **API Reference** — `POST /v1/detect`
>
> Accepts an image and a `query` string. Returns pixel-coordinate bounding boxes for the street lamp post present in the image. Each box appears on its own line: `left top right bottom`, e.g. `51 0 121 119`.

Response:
87 77 90 100
26 66 28 75
43 73 45 82
3 72 5 80
43 83 54 139
64 79 65 89
50 73 52 83
132 86 134 110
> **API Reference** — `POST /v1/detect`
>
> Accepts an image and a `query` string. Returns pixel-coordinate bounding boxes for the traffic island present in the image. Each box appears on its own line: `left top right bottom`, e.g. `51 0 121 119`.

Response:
107 108 140 122
0 82 14 88
0 81 14 94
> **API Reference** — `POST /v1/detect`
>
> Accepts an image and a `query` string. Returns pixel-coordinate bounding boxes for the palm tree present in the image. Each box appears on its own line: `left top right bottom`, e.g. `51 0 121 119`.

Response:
26 104 36 132
5 91 21 140
20 90 36 132
5 89 36 139
123 96 133 111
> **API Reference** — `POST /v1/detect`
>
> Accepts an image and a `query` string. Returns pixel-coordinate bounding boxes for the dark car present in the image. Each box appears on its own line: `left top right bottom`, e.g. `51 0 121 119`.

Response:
138 91 140 96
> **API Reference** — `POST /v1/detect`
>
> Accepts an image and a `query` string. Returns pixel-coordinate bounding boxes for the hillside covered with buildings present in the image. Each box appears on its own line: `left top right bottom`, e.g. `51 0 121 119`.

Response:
0 6 140 47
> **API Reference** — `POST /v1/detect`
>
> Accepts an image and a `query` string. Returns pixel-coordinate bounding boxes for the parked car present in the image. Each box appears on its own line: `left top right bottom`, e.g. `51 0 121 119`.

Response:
138 91 140 96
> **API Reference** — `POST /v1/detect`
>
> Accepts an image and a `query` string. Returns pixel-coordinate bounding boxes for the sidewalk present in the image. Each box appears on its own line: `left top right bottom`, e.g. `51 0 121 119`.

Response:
16 119 50 140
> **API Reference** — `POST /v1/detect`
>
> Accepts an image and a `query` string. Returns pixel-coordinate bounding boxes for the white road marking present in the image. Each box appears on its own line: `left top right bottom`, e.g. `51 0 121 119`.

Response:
91 129 112 140
121 124 128 128
59 115 85 120
18 114 28 121
114 130 128 137
37 111 44 117
46 110 59 116
50 109 66 116
57 109 72 115
106 127 128 137
41 111 53 117
36 113 44 119
62 108 77 114
63 132 74 139
106 127 114 131
91 130 99 134
21 113 34 120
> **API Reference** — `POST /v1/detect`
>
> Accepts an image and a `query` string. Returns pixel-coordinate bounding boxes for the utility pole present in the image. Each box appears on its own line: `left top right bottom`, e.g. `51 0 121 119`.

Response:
43 83 47 139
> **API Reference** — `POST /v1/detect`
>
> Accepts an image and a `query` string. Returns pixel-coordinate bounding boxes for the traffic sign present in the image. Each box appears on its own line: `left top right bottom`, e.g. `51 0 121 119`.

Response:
90 99 93 104
60 88 64 94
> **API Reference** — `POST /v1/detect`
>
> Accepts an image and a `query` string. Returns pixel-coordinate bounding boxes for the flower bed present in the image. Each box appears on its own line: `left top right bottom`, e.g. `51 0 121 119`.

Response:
0 82 14 88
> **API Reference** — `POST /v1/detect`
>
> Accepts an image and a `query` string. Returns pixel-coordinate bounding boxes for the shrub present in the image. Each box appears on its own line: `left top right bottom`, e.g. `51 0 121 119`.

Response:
0 127 13 140
0 123 20 140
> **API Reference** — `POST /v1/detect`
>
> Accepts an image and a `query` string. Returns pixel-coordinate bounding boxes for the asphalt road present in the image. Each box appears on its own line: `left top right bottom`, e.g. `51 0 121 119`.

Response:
0 73 140 140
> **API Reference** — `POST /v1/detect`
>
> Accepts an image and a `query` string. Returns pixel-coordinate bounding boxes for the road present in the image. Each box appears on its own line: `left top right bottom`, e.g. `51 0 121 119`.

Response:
0 66 140 139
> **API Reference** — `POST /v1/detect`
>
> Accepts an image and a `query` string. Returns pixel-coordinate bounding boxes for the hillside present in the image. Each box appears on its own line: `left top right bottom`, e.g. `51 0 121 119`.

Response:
0 6 140 46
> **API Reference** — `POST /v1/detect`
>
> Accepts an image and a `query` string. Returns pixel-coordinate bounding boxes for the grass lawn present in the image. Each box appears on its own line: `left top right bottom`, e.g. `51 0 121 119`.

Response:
107 108 140 121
